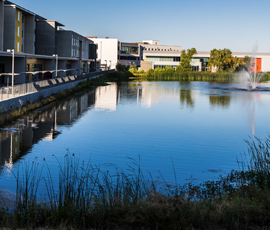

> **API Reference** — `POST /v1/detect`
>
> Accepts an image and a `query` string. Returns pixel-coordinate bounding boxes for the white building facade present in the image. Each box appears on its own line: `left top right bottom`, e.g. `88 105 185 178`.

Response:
88 37 118 70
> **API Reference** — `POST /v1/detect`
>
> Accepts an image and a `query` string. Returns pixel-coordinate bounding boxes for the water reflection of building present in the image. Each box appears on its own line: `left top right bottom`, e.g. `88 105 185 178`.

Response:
95 83 118 111
0 91 96 170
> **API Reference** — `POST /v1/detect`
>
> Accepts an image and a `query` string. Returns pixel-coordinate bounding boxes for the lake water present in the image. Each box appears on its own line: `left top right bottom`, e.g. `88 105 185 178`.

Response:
1 80 270 193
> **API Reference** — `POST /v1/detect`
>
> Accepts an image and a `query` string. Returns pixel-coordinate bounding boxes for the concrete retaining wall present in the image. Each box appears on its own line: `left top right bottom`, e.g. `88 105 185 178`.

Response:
0 70 114 113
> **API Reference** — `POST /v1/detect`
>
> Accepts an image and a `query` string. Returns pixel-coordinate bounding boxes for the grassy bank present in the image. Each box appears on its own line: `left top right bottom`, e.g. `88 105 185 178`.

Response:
0 72 122 128
133 71 270 83
1 137 270 229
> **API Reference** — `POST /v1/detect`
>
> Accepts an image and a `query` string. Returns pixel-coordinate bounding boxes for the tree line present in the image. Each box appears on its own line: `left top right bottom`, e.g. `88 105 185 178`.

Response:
117 48 253 74
178 48 251 73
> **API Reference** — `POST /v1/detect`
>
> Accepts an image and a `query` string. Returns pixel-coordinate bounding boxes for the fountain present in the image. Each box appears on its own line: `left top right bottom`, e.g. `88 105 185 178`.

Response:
215 41 270 91
239 41 265 90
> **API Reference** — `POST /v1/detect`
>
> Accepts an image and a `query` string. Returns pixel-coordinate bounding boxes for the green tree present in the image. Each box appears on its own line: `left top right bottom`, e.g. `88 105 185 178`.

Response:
164 66 175 74
208 48 240 72
129 62 138 74
154 66 164 75
146 68 154 76
176 48 197 72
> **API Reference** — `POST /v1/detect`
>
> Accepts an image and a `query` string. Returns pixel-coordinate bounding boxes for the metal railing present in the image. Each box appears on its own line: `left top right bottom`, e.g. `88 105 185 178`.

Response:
0 70 113 102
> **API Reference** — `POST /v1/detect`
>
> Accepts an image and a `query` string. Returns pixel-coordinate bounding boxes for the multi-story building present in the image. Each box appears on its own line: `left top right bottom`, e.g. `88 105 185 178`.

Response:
87 38 180 70
119 42 142 67
58 30 96 73
87 37 118 70
3 0 39 54
140 40 181 70
35 20 63 56
0 0 97 86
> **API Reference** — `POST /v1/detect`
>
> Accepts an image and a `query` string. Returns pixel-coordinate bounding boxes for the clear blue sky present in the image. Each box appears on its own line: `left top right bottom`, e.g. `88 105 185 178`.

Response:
19 0 270 52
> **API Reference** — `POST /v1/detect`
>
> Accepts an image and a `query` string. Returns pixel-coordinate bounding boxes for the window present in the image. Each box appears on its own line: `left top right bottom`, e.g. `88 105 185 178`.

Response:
154 65 177 69
120 46 138 54
18 27 20 37
18 11 21 21
21 44 24 52
146 56 180 62
17 42 20 52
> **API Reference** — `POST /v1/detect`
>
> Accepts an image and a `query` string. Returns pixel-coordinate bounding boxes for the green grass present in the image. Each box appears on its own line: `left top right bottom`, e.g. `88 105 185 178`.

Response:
1 137 270 229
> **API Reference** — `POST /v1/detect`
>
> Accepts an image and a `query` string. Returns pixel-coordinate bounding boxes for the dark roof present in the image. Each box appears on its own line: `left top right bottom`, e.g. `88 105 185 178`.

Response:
4 0 46 20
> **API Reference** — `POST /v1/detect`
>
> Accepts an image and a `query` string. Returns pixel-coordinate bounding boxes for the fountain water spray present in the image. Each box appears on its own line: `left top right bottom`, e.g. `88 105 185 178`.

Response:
240 41 264 89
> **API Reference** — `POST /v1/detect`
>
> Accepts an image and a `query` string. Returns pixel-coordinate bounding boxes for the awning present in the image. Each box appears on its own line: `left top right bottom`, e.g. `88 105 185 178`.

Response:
57 69 76 72
0 73 21 76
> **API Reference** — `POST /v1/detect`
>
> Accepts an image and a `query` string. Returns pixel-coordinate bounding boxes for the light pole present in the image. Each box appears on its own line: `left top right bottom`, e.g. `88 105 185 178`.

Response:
53 54 58 78
7 49 14 94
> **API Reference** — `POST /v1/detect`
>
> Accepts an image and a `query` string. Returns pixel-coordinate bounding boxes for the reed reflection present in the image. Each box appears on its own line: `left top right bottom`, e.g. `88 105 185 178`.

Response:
179 82 194 109
209 92 231 108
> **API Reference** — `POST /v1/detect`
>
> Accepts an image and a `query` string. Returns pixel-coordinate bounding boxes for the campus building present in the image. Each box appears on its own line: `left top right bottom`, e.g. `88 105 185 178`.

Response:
87 38 180 71
119 42 142 67
0 0 97 86
57 30 97 74
2 0 38 54
139 40 181 71
86 37 119 70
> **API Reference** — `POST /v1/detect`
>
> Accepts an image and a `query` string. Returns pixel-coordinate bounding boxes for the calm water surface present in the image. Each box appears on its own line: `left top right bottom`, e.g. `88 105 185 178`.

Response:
1 81 270 193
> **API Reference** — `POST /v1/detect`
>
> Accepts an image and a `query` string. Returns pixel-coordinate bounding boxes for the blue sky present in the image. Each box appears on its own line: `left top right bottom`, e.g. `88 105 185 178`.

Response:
19 0 270 52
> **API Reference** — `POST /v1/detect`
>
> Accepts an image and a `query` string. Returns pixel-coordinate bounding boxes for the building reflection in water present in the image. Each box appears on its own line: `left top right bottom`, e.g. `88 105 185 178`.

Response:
95 83 119 111
0 81 266 172
0 90 96 170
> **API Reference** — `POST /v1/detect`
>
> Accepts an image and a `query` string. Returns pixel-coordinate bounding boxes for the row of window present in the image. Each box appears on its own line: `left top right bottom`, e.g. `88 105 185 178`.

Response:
144 47 179 52
191 58 209 63
121 46 139 54
146 56 180 62
154 65 177 69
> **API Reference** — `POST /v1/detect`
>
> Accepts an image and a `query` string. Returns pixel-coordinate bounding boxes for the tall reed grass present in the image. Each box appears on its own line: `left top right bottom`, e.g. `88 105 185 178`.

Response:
135 71 270 83
1 137 270 229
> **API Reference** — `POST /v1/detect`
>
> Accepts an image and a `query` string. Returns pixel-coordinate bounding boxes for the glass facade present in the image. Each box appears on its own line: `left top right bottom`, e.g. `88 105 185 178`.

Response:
146 56 180 62
121 46 138 54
